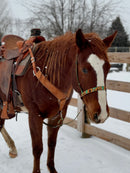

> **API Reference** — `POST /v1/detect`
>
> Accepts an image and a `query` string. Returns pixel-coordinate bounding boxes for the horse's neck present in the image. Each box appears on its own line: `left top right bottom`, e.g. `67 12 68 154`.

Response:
38 43 76 92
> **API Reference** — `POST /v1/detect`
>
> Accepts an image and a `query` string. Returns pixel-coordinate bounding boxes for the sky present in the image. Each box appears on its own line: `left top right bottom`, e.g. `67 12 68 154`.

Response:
7 0 130 36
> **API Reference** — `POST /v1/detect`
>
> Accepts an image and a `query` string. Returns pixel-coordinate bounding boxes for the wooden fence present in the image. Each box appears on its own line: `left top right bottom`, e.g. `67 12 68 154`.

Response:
64 52 130 151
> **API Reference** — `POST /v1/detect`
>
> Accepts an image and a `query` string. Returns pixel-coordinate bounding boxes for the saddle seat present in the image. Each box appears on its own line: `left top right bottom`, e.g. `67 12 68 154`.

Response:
0 35 24 60
1 35 24 49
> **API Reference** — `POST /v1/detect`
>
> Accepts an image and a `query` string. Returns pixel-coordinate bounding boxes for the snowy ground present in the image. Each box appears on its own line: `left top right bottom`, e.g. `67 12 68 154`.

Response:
0 71 130 173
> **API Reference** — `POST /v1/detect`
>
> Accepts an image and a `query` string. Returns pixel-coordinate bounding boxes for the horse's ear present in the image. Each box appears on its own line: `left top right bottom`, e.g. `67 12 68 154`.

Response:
103 31 117 48
76 29 86 49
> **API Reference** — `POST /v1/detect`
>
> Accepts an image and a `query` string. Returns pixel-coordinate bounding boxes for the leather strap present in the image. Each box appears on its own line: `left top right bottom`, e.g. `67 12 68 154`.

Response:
29 48 72 111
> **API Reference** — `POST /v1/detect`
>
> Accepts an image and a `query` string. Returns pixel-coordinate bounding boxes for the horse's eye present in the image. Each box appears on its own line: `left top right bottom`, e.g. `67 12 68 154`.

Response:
82 68 88 74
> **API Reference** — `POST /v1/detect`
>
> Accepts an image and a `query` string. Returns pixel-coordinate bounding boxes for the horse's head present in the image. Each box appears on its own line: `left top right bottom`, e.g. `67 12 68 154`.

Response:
73 29 117 123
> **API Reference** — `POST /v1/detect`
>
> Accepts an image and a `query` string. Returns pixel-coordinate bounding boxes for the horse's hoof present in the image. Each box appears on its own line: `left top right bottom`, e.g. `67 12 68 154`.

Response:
9 151 17 158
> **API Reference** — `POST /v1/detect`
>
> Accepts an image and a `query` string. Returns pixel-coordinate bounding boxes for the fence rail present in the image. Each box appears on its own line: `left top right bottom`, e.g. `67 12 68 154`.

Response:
64 117 130 150
106 80 130 93
64 52 130 151
108 52 130 63
108 47 130 52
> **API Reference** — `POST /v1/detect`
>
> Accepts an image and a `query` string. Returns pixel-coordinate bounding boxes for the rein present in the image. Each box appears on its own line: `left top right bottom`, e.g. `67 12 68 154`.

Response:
75 54 106 97
42 109 82 128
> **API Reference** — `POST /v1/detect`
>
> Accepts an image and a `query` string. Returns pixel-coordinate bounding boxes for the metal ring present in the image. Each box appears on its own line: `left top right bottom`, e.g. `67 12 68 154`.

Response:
33 66 41 76
36 66 41 71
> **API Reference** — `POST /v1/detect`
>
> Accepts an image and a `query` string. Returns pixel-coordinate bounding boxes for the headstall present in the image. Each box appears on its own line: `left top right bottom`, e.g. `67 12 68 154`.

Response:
76 54 106 98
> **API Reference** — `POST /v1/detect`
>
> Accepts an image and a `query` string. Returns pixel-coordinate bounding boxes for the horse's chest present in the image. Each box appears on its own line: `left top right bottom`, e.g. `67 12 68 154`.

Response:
39 96 60 117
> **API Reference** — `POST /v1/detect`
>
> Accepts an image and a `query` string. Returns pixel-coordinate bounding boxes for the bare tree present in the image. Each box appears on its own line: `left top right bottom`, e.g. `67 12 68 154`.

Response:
23 0 89 39
23 0 118 39
87 0 117 38
12 19 29 38
0 0 13 39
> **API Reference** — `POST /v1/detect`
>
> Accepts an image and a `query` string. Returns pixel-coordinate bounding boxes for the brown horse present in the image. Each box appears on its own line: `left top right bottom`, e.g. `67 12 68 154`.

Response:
0 29 116 173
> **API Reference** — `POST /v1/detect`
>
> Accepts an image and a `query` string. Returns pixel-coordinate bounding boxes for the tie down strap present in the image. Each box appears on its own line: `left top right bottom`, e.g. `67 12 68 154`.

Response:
29 48 72 111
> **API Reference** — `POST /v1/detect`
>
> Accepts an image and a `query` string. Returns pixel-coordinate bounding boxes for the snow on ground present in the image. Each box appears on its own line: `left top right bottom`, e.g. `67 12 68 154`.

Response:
107 71 130 82
0 115 130 173
107 71 130 112
0 72 130 173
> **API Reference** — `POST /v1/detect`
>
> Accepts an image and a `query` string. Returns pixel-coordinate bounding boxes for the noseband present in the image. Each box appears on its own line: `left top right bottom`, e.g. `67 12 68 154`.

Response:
76 54 106 98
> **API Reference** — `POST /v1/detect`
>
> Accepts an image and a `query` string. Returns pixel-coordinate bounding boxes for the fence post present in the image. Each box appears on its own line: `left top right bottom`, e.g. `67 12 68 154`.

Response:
77 95 91 138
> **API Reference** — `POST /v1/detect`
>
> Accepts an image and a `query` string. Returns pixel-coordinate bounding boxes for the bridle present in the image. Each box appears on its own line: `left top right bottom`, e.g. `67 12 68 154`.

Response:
76 54 106 98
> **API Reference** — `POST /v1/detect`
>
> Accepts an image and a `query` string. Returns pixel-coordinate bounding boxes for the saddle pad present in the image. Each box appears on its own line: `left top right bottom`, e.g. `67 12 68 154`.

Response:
15 54 31 76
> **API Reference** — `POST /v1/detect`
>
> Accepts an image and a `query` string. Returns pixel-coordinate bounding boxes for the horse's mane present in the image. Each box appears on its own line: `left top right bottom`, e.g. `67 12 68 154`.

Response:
34 32 76 86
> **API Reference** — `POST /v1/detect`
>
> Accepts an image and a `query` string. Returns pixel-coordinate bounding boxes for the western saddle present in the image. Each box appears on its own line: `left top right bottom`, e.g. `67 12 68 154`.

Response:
0 29 45 119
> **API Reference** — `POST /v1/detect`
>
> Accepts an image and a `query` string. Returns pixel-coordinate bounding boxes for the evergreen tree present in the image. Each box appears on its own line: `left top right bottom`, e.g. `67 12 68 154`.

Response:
108 16 129 47
0 31 3 46
0 31 3 40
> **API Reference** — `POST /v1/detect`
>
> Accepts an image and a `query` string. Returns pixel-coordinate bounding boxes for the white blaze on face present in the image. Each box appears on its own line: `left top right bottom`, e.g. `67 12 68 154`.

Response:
88 54 108 122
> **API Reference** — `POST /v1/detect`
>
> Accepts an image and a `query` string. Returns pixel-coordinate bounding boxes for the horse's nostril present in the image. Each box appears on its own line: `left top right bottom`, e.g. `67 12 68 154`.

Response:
93 113 101 123
94 112 98 121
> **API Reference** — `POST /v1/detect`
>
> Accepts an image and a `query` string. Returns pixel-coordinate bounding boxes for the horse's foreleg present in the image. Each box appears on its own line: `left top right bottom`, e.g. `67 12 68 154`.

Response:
29 114 43 173
1 127 17 158
47 125 59 173
47 108 67 173
0 118 5 131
